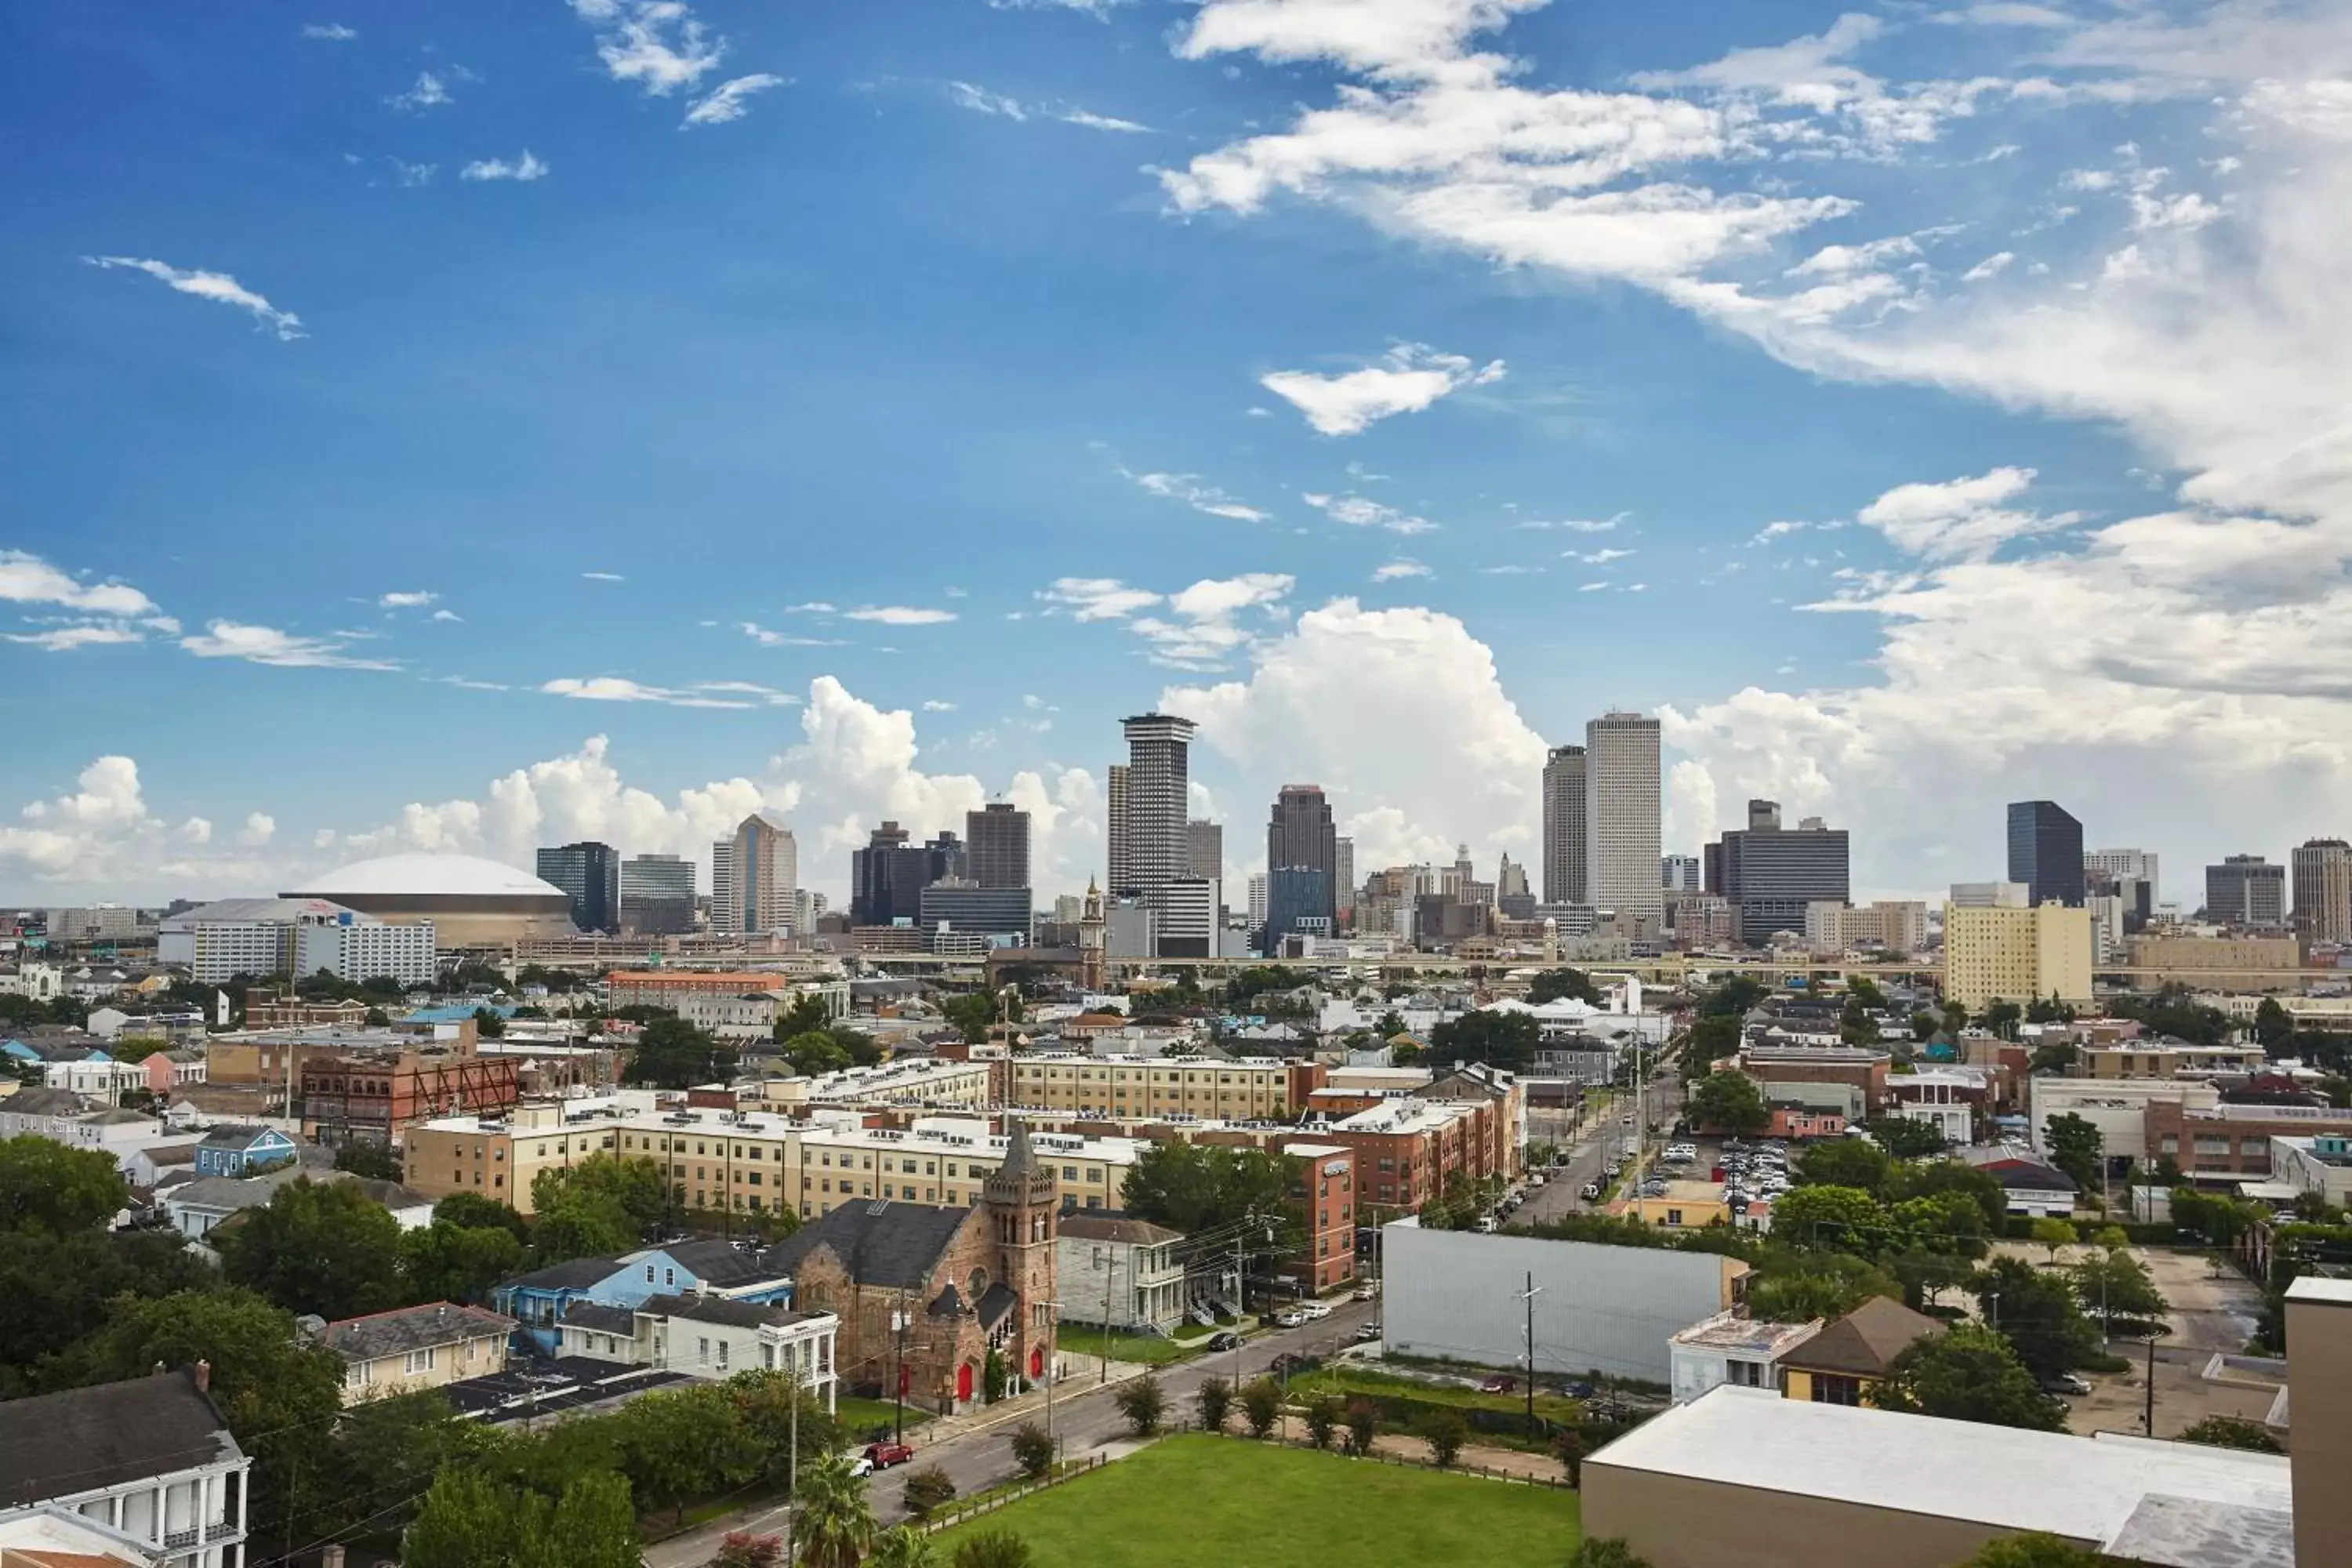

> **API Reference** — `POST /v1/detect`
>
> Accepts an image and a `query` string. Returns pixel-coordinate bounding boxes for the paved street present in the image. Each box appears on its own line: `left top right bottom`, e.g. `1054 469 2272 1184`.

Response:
1509 1069 1685 1231
642 1300 1380 1566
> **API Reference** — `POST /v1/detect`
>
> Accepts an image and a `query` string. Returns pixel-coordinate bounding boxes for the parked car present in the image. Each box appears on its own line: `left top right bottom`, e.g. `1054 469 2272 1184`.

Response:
849 1455 874 1479
1352 1283 1379 1301
2046 1373 2094 1396
1479 1375 1517 1394
1355 1321 1381 1342
1268 1352 1312 1377
1273 1309 1308 1328
1207 1330 1242 1351
1580 1182 1602 1200
1473 1216 1498 1234
862 1441 916 1470
1298 1301 1333 1320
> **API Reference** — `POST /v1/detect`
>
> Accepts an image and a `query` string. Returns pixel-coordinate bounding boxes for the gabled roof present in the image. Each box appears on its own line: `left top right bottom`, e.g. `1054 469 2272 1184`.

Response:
1058 1212 1182 1246
639 1292 824 1331
501 1254 627 1293
3 1088 92 1116
1984 1158 2081 1192
1779 1295 1945 1379
196 1123 285 1152
559 1301 637 1335
660 1237 782 1289
316 1303 514 1364
0 1368 241 1501
760 1200 973 1293
976 1282 1018 1330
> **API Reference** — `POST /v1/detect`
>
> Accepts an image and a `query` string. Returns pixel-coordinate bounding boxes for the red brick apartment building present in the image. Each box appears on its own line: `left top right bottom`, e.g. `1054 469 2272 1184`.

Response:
301 1050 521 1149
1280 1140 1359 1293
1319 1096 1499 1218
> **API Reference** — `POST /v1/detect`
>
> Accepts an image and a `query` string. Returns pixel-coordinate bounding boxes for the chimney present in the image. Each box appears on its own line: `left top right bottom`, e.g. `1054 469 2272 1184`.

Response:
193 1359 211 1393
321 1546 346 1568
2288 1276 2352 1564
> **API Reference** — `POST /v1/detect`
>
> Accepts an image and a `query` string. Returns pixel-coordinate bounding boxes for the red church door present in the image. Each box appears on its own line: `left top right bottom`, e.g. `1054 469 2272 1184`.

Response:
956 1362 975 1403
1029 1345 1044 1379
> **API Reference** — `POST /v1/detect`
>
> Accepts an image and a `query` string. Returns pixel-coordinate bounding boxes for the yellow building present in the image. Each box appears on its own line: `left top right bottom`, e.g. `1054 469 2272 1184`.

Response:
1624 1181 1732 1231
402 1100 623 1213
1777 1296 1944 1408
317 1302 514 1403
1006 1052 1305 1120
1940 902 2093 1010
2125 934 2304 991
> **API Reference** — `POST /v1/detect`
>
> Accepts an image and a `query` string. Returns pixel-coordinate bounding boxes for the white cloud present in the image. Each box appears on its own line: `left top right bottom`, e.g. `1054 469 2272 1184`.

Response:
379 590 437 609
391 160 437 187
1749 521 1808 546
388 71 452 111
3 624 146 652
844 606 957 626
1961 251 2016 281
1300 492 1438 535
238 811 275 847
431 609 462 622
569 0 726 96
180 817 212 845
691 680 801 706
1517 515 1624 533
922 700 958 712
461 151 549 183
0 550 158 616
180 621 399 670
1373 560 1432 580
684 72 786 127
1577 581 1610 592
302 24 357 41
1260 343 1504 436
987 0 1128 14
540 676 758 709
1573 546 1635 564
946 81 1151 132
85 256 304 340
1853 467 2079 561
1047 573 1294 670
1125 470 1272 523
741 621 848 648
583 572 626 583
1037 579 1164 621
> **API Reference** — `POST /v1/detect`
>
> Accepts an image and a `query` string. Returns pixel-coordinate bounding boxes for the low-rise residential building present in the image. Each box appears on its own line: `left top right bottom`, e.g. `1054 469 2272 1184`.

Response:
1283 1141 1358 1293
1885 1066 1990 1145
2270 1133 2352 1208
1054 1213 1188 1333
1626 1180 1733 1231
495 1239 797 1356
1319 1096 1497 1217
1004 1052 1321 1121
140 1049 210 1097
637 1295 838 1400
315 1303 514 1403
1668 1312 1824 1404
191 1125 296 1178
763 1056 996 1110
45 1054 144 1098
1778 1297 1944 1409
1980 1157 2079 1218
0 1366 250 1568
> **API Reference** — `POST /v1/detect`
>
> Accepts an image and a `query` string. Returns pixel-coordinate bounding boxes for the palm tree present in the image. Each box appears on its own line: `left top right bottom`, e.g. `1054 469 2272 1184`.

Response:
868 1526 936 1568
793 1451 876 1568
949 1531 1035 1568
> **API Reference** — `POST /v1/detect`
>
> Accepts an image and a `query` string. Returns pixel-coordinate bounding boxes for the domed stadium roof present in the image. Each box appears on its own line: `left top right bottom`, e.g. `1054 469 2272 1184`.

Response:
287 853 567 902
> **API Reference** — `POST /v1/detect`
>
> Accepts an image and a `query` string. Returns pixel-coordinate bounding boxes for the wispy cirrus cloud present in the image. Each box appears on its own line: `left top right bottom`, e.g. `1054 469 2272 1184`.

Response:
1124 469 1271 523
844 605 958 626
570 0 726 96
1301 492 1437 535
181 621 398 670
387 71 452 111
583 572 626 583
684 72 787 127
1037 579 1163 621
301 23 356 42
740 621 848 648
1260 343 1504 437
945 81 1149 132
85 256 304 340
540 675 784 709
5 624 149 652
1373 561 1432 581
462 151 549 183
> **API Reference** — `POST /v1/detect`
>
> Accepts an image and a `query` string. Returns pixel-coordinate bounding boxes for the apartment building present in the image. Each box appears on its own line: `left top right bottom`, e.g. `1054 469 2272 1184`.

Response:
2143 1100 2352 1179
316 1303 514 1404
1004 1051 1322 1120
759 1056 996 1110
1942 902 2094 1010
402 1099 628 1212
1320 1096 1497 1216
1803 900 1930 955
2081 1040 2268 1080
1286 1141 1359 1292
2125 934 2304 990
606 970 794 1011
0 1367 251 1568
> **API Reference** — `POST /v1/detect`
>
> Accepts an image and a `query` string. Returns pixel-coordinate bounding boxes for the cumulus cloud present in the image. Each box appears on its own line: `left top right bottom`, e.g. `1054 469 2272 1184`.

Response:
1044 573 1294 670
387 71 452 111
1853 467 2079 561
85 256 304 340
1261 343 1505 436
461 151 550 183
684 72 786 127
1037 579 1164 621
569 0 726 95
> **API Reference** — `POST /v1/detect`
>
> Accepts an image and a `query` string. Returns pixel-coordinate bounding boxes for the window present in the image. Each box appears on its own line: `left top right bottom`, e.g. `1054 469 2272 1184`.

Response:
1809 1374 1863 1406
404 1346 437 1374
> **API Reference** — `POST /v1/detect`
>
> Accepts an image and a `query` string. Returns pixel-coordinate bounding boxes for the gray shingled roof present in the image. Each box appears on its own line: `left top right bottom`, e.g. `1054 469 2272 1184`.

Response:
641 1292 824 1331
1057 1212 1181 1246
317 1303 514 1364
559 1302 637 1335
502 1254 626 1292
0 1368 241 1501
663 1237 784 1288
2 1087 89 1116
760 1200 971 1292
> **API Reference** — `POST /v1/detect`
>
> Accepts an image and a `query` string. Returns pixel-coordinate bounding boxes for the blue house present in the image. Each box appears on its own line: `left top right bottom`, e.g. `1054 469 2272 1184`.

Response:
494 1238 794 1356
193 1123 297 1178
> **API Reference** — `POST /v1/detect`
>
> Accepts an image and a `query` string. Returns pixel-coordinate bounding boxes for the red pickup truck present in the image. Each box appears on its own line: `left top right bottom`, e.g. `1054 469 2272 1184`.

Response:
862 1441 916 1469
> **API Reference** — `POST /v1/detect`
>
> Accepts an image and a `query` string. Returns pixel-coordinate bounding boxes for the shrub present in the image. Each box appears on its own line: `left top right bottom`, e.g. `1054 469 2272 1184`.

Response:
1554 1428 1589 1488
1342 1399 1377 1457
1422 1408 1468 1468
1570 1541 1652 1568
1240 1377 1282 1439
1007 1423 1054 1482
1194 1375 1232 1434
902 1465 958 1517
949 1530 1034 1568
1304 1395 1339 1450
1114 1374 1166 1437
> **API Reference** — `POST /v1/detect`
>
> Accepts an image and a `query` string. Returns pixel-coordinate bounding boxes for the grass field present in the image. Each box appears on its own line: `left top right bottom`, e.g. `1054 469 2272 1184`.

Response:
932 1434 1579 1566
1053 1325 1200 1367
1288 1364 1584 1425
833 1396 932 1439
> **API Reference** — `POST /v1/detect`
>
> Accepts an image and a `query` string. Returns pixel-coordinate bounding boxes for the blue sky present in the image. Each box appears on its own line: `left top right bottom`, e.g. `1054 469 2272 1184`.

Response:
7 1 2350 908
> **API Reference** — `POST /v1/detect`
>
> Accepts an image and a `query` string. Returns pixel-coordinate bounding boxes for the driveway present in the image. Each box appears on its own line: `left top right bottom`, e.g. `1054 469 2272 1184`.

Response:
2136 1245 2264 1356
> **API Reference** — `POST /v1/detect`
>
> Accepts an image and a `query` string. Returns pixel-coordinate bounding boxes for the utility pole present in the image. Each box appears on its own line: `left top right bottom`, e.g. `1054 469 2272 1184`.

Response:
1232 1229 1247 1390
1041 1300 1062 1461
1520 1272 1542 1432
891 1289 908 1444
1099 1250 1119 1386
2143 1333 2156 1436
784 1365 800 1568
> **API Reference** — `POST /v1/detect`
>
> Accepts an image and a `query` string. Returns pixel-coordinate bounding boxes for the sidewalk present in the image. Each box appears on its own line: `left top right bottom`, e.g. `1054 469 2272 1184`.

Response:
906 1352 1156 1450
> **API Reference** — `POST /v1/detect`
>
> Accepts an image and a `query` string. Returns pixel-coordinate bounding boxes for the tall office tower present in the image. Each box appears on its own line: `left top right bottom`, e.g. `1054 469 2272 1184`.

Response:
1186 819 1224 881
619 853 696 936
1584 712 1664 928
2293 838 2352 942
2085 848 2161 909
710 812 797 935
849 821 910 926
1497 855 1530 901
1111 713 1196 899
1262 868 1333 956
1715 813 1851 945
1661 855 1702 892
1247 873 1269 929
1541 745 1588 905
1266 785 1339 924
535 841 619 934
967 803 1033 890
2006 800 2085 906
1334 836 1356 920
924 829 967 885
2206 855 2287 927
1105 764 1131 895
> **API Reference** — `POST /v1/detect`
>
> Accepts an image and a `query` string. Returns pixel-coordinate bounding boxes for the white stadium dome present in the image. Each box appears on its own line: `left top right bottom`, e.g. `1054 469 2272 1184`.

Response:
282 852 575 946
290 852 568 899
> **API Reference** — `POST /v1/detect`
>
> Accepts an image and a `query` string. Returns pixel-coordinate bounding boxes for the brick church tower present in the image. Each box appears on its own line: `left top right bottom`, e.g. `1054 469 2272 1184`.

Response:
985 1116 1060 1385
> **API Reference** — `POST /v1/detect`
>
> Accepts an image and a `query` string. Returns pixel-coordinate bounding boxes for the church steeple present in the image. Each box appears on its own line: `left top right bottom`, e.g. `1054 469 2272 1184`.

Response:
985 1116 1056 1209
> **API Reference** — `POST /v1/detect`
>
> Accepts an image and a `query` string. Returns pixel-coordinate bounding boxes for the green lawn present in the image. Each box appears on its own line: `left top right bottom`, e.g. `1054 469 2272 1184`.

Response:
1288 1364 1584 1425
833 1396 932 1439
933 1434 1578 1566
1054 1325 1200 1367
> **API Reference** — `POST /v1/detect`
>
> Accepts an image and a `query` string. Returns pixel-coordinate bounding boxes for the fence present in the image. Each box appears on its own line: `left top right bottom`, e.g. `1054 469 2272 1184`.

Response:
917 1454 1109 1534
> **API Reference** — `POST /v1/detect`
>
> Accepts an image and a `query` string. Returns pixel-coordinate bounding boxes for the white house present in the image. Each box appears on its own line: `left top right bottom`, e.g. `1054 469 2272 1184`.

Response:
1668 1311 1824 1405
558 1294 839 1410
0 1366 250 1568
1055 1212 1188 1333
45 1054 144 1098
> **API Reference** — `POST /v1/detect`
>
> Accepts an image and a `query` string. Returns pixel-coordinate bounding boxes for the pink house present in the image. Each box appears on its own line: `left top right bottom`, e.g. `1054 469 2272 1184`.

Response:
1769 1107 1848 1142
140 1049 208 1097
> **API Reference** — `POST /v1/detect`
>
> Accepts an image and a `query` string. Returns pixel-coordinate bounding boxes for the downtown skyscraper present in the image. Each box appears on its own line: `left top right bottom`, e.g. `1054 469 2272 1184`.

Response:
1266 784 1339 926
1541 744 1588 906
1107 713 1196 899
2007 800 2085 907
1584 713 1662 929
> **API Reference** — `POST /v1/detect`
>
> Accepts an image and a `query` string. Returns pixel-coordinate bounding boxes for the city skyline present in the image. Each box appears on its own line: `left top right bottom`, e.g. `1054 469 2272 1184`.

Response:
6 2 2350 910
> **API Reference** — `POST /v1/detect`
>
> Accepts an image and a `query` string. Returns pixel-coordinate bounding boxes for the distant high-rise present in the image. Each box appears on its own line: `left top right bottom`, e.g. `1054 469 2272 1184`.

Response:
2085 848 2161 909
1262 867 1332 956
2206 855 2287 927
711 813 797 935
1267 785 1339 926
967 803 1032 891
1715 813 1850 945
1661 855 1701 892
620 853 695 936
536 841 619 934
852 822 953 927
2293 839 2352 943
1334 836 1356 920
1585 713 1663 928
1247 873 1269 929
1105 765 1131 895
1185 819 1223 882
1109 713 1195 900
1747 799 1781 833
1541 745 1588 906
2006 800 2085 907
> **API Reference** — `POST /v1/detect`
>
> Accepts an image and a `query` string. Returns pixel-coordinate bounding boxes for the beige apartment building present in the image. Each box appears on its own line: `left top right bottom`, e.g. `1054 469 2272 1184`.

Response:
1804 900 1930 955
1941 902 2093 1011
2124 933 2304 990
402 1100 625 1211
2081 1040 2267 1080
1005 1052 1318 1120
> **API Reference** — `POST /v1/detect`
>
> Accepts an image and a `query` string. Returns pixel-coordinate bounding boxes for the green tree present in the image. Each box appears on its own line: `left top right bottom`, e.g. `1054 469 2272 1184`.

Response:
530 1151 668 1257
2178 1415 2285 1454
1553 1428 1588 1487
1680 1014 1741 1079
1910 1011 1940 1041
2252 996 2293 1051
1772 1185 1888 1250
1120 1142 1301 1244
1240 1377 1282 1439
1875 1323 2065 1430
1975 1258 2100 1381
401 1218 528 1305
774 992 834 1043
1983 1000 2024 1039
1009 1421 1054 1479
0 1229 211 1396
2071 1248 2167 1333
613 1381 760 1523
434 1190 532 1240
329 1390 477 1535
1115 1374 1167 1436
1687 1070 1770 1136
792 1450 875 1568
2024 996 2078 1026
1342 1399 1377 1456
2169 1187 2263 1247
1887 1160 2009 1230
332 1140 404 1181
2042 1113 2103 1190
1194 1374 1232 1433
403 1469 640 1568
1747 1255 1903 1322
1527 969 1601 1006
0 1135 129 1235
219 1176 405 1319
940 992 997 1044
626 1015 735 1088
949 1532 1035 1568
869 1527 936 1568
1421 1406 1468 1466
2029 1216 2078 1265
903 1465 959 1516
1305 1394 1339 1450
1867 1118 1948 1160
1428 1009 1541 1073
1701 976 1767 1018
1888 1247 1980 1312
1955 1532 2113 1566
780 1031 851 1078
1795 1139 1891 1195
2029 1039 2081 1076
473 1006 508 1039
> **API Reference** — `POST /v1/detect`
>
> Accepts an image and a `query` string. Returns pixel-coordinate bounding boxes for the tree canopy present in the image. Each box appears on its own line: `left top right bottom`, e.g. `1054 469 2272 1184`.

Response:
2042 1112 2104 1189
1428 1008 1540 1073
1975 1257 2100 1381
1686 1070 1769 1136
1875 1322 2065 1431
1526 969 1600 1006
1122 1142 1301 1239
0 1135 129 1235
625 1016 735 1088
219 1176 405 1321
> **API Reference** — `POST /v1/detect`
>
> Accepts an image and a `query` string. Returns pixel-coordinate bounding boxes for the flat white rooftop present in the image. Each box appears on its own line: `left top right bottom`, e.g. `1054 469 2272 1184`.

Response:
1594 1386 2291 1563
